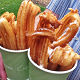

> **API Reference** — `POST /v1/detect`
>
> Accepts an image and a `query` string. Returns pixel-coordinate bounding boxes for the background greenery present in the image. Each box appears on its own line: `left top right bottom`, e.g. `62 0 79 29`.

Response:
0 0 46 17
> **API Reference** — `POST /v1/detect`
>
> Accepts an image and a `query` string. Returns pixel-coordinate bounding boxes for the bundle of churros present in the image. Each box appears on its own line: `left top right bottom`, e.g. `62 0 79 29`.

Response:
30 8 80 71
0 0 80 71
0 0 41 50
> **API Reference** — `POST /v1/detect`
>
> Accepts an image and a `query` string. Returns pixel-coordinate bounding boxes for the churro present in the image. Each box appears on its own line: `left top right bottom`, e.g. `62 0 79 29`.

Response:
17 0 40 50
0 18 17 50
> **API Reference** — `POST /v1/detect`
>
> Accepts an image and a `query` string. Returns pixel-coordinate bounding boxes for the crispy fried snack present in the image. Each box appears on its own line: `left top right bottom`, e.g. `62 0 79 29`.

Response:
0 18 17 50
30 27 56 68
48 60 58 71
51 9 80 48
37 38 50 68
59 61 76 71
30 11 58 68
9 21 17 35
30 10 59 68
30 38 50 69
31 27 57 42
55 9 79 38
0 12 16 22
30 8 80 71
0 11 17 36
49 44 80 70
30 39 38 63
37 11 63 29
48 46 63 71
17 0 40 50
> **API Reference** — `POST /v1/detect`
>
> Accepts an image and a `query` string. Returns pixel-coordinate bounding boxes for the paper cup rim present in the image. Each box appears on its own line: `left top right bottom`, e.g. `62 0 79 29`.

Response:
28 48 78 74
0 46 29 53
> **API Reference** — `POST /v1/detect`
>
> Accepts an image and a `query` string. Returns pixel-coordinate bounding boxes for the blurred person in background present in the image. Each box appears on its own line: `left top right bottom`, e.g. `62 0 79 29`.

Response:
0 53 7 80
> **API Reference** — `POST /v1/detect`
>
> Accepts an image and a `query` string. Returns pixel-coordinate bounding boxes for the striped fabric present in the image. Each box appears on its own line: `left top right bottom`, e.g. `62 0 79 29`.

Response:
46 0 80 80
46 0 80 19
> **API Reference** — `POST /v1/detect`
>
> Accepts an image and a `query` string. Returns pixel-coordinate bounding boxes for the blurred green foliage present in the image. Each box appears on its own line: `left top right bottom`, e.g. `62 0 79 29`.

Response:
0 0 46 17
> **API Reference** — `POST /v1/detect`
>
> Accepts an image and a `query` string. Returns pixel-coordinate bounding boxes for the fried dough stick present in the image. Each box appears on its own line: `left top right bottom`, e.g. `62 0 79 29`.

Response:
51 20 79 48
55 9 79 38
0 11 17 36
0 12 16 22
31 28 57 42
31 11 59 68
9 21 17 35
37 11 63 29
55 8 80 38
17 0 28 50
0 18 17 50
30 40 36 63
48 46 63 71
30 28 56 68
49 44 80 71
59 61 76 71
41 11 63 28
38 38 50 68
30 38 50 69
48 59 58 71
17 0 40 50
31 10 61 69
26 1 41 48
51 9 80 48
34 12 62 63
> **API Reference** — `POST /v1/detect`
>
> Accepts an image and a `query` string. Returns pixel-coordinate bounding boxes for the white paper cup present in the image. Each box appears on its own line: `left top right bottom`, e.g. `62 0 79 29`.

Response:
28 48 78 80
0 46 29 80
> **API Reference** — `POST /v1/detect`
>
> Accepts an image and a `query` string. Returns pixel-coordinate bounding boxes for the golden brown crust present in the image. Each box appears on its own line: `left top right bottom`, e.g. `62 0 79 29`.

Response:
17 0 41 50
49 44 80 67
30 8 80 71
51 9 80 48
55 9 80 38
37 11 63 29
0 12 16 22
31 28 57 42
0 18 17 50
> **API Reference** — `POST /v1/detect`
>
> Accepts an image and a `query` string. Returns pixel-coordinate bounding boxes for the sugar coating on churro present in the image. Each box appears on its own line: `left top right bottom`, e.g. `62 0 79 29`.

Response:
0 18 4 25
